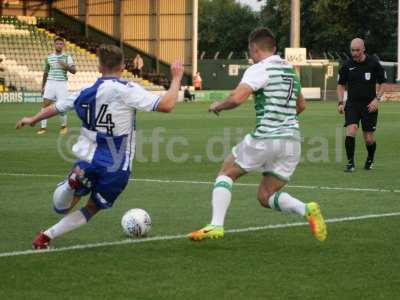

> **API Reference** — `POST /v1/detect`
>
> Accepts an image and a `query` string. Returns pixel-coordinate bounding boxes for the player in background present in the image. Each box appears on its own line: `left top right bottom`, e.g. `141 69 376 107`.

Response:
16 44 183 249
38 36 76 135
188 28 327 242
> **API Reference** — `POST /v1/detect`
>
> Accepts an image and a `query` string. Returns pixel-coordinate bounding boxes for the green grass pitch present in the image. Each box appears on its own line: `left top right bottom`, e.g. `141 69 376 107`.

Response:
0 101 399 299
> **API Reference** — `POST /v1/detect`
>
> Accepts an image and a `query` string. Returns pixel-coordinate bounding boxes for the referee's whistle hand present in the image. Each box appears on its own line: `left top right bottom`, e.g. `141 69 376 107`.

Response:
338 105 344 114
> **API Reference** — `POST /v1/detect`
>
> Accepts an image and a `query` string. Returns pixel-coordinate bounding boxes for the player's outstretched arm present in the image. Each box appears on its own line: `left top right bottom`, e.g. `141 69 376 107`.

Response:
209 83 253 115
16 105 59 129
296 92 306 115
156 59 184 113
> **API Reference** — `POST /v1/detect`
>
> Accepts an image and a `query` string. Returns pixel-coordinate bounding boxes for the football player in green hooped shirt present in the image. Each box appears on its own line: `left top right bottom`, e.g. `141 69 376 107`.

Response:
188 27 327 242
38 36 76 135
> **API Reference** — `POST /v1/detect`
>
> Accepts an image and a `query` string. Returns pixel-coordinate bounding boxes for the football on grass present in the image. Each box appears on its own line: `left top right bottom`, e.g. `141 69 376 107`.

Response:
121 208 152 237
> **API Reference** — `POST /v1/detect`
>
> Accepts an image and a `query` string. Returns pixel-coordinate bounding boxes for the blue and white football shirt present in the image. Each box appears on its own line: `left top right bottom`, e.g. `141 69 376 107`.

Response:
55 77 161 172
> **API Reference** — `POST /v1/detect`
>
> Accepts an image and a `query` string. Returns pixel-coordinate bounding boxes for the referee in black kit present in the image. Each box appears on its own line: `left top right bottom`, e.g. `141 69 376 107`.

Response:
337 38 387 172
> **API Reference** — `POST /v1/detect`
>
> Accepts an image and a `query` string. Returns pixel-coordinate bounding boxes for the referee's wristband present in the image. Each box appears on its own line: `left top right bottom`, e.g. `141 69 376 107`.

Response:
376 95 383 101
338 101 344 106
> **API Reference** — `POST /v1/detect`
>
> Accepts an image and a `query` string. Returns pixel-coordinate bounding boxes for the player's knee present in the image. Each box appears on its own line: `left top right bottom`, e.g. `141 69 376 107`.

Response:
218 171 234 180
52 181 73 214
347 128 357 137
364 134 375 145
42 101 51 108
365 139 374 145
53 205 69 215
53 196 70 215
218 165 244 181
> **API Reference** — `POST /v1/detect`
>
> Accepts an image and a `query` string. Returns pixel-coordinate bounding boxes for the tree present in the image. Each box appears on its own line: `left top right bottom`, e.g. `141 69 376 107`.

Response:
311 0 396 59
198 0 259 58
198 0 397 60
259 0 397 60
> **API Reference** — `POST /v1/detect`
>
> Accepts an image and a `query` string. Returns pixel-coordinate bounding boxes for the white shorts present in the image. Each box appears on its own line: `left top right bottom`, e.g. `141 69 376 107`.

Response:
43 80 68 102
232 134 301 182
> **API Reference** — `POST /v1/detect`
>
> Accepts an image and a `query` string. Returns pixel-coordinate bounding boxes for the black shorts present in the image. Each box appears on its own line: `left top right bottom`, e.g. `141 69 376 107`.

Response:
344 102 378 132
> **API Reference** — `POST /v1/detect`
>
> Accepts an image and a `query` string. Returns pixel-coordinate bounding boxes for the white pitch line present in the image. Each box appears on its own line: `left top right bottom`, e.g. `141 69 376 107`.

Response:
0 211 400 258
0 172 399 193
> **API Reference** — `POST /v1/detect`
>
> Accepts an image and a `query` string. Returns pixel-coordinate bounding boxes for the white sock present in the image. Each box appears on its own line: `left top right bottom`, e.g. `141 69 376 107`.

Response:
268 192 306 216
41 118 47 129
60 114 67 127
210 175 233 226
44 209 88 239
53 180 74 213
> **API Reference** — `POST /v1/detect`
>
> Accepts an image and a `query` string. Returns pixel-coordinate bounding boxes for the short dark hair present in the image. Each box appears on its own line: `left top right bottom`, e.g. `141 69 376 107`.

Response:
54 36 64 43
97 44 124 70
248 27 276 52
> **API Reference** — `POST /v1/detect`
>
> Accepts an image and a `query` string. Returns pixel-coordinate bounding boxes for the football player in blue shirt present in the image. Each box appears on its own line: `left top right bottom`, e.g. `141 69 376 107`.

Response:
16 44 183 249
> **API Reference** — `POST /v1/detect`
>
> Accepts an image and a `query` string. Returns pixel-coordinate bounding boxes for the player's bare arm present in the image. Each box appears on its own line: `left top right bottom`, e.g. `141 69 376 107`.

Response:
337 84 346 114
41 70 48 95
209 83 253 115
156 59 184 113
58 60 77 74
296 92 306 114
16 105 59 129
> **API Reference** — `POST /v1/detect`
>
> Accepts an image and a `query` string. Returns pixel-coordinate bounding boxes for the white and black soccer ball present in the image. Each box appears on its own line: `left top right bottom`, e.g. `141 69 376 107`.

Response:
121 208 152 238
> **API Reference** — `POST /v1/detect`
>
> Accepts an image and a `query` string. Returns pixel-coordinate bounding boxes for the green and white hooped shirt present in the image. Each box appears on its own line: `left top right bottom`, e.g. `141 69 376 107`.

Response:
240 55 302 140
44 53 74 81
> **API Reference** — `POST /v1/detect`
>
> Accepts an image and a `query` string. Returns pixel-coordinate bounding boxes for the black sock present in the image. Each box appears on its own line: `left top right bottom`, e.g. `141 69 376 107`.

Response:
366 142 376 161
345 136 355 164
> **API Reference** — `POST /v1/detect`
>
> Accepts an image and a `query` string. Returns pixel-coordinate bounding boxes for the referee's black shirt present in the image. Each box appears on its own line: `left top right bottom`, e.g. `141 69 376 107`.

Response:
338 55 386 104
